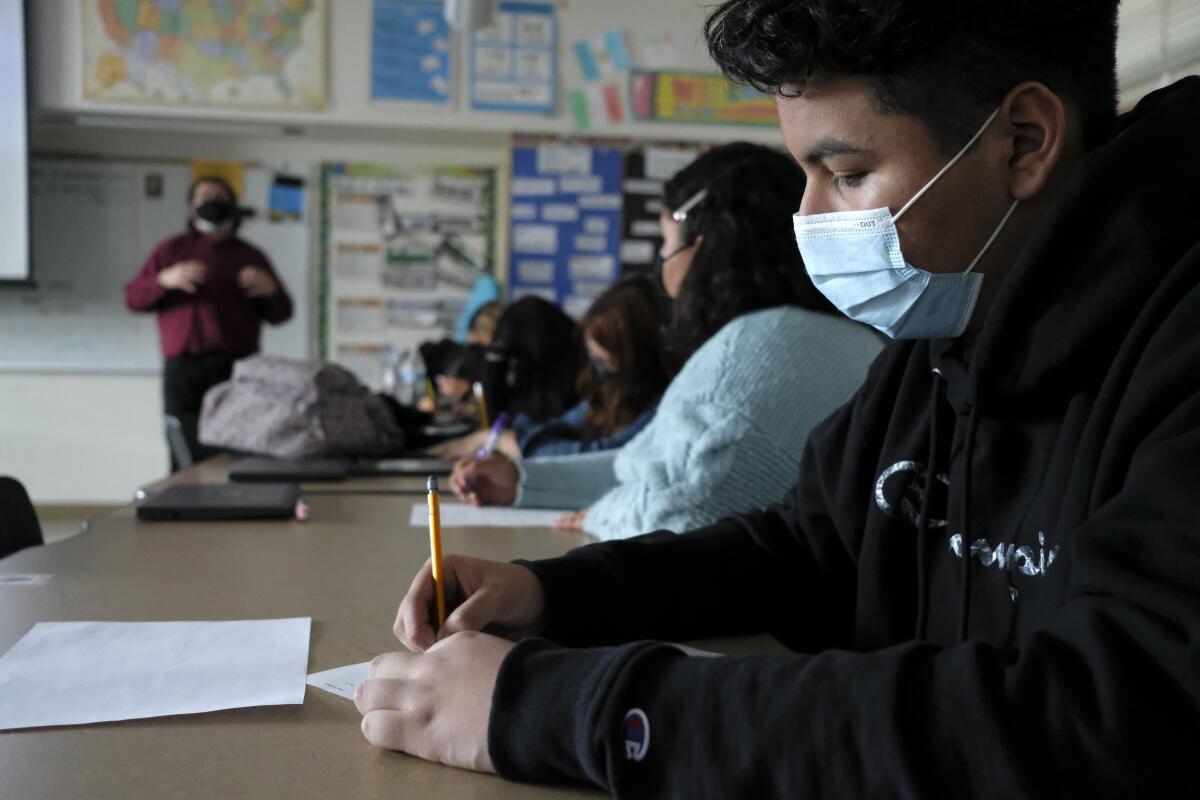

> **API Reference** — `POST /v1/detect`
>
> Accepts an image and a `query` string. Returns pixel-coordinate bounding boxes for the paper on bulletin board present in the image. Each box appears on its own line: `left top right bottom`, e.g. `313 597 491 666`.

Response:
470 1 557 114
630 70 779 127
371 0 454 105
620 145 699 273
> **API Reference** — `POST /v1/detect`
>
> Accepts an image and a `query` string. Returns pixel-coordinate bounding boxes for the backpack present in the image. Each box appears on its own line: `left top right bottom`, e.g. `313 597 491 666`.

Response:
198 355 405 458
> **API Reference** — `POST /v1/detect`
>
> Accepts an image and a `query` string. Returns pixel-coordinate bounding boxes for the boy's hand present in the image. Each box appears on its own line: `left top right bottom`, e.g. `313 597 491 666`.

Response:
356 631 510 773
395 555 545 652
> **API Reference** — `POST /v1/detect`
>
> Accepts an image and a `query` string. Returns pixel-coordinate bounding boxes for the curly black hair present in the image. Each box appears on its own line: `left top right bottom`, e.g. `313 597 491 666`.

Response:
661 141 837 363
704 0 1121 153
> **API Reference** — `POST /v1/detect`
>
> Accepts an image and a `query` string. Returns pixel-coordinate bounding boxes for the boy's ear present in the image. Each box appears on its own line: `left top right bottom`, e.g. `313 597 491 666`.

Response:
1000 81 1068 201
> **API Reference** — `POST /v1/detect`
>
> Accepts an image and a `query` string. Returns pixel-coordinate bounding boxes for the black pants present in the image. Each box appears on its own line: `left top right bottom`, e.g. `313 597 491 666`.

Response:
163 355 235 472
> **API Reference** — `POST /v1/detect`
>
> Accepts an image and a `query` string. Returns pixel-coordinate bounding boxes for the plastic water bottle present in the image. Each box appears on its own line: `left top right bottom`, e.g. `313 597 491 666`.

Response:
398 348 426 406
381 347 403 397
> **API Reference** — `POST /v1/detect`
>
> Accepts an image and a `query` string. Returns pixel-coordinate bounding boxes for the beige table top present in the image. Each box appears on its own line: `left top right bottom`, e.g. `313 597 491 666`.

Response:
140 453 431 496
1 491 780 799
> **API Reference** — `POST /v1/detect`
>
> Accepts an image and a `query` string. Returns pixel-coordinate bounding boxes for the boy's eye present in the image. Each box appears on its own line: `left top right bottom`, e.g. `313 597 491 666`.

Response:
831 172 868 189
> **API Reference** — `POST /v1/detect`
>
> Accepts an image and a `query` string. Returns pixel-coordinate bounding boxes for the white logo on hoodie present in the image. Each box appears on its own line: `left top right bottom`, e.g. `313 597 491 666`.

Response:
948 531 1059 577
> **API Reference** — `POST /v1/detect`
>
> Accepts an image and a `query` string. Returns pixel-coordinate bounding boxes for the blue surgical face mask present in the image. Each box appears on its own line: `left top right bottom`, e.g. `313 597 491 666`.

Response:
793 106 1019 339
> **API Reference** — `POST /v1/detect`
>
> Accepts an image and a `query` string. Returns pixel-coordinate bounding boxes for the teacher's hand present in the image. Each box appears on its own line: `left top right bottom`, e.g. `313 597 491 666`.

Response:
238 265 279 298
157 260 208 293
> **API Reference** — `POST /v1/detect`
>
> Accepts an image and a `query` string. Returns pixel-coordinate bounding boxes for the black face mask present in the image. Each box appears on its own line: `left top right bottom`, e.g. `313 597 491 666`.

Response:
195 200 237 225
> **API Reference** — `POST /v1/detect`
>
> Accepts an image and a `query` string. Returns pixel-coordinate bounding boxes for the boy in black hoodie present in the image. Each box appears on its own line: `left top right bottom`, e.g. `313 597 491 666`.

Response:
354 2 1200 796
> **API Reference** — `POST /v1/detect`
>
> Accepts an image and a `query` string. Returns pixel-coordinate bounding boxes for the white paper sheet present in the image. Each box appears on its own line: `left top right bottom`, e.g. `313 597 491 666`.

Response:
307 661 372 700
409 503 573 529
0 618 310 730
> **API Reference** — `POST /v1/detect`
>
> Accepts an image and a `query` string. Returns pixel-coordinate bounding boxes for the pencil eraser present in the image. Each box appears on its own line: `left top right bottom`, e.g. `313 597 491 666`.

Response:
294 499 310 522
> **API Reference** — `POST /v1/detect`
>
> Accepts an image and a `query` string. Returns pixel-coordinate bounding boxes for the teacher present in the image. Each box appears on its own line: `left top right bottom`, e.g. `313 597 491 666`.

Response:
125 175 294 471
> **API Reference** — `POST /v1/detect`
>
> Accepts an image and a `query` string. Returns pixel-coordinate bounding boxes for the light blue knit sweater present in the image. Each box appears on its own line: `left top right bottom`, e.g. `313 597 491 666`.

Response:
515 306 883 539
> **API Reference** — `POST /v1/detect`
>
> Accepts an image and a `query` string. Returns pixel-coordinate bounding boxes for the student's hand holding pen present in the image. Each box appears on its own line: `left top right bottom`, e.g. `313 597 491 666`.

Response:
394 555 546 652
449 454 519 506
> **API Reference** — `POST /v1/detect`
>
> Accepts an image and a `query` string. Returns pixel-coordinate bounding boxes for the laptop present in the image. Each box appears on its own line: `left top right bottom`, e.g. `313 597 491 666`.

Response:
353 457 455 476
228 457 351 483
136 483 301 520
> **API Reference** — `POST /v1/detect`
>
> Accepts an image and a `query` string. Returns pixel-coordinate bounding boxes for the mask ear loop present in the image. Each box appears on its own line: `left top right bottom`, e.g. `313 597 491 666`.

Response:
964 199 1019 274
892 106 1003 224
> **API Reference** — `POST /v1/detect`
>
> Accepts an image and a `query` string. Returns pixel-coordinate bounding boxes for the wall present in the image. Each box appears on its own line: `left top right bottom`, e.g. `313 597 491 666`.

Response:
28 0 783 146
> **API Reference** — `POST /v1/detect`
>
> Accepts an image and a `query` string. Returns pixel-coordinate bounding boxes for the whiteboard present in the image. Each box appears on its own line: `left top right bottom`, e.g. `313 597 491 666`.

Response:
0 158 310 373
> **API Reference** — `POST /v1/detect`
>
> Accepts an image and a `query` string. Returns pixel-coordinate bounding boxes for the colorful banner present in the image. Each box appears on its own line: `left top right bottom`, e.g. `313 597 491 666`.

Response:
631 70 778 127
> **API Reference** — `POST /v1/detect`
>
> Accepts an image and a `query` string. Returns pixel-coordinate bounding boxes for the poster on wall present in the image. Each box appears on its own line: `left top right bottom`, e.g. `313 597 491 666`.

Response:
82 0 328 109
320 163 496 387
619 145 700 275
370 0 454 105
508 144 623 318
469 1 556 114
630 70 778 126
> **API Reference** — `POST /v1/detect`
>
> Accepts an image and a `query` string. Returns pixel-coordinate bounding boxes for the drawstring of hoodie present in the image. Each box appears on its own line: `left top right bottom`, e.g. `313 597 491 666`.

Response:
958 408 980 642
914 368 944 640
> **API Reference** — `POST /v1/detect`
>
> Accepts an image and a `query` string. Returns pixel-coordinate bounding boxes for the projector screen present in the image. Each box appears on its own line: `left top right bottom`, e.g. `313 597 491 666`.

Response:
0 0 30 283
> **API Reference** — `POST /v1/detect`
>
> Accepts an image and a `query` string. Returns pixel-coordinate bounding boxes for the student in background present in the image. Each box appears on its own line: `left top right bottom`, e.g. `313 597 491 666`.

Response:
431 343 487 424
125 176 293 471
361 1 1200 794
436 296 585 457
453 275 673 460
465 300 504 346
450 142 882 537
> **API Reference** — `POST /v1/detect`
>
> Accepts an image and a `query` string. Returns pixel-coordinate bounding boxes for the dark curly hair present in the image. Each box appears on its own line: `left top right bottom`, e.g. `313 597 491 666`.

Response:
704 0 1121 153
662 141 836 363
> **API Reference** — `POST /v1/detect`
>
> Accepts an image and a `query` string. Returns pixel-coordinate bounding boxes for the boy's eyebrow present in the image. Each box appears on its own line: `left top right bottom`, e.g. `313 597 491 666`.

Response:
804 139 867 163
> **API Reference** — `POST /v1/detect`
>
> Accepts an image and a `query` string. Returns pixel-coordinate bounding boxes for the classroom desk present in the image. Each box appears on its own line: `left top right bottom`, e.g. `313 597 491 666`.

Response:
0 493 782 799
140 453 431 496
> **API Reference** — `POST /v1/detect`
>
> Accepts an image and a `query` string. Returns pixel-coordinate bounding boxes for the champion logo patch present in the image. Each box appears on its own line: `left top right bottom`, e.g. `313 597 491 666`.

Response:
622 708 650 761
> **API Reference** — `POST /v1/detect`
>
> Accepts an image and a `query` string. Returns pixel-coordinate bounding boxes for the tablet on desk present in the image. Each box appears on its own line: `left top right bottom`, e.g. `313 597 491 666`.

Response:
136 484 301 521
353 457 455 476
228 457 351 482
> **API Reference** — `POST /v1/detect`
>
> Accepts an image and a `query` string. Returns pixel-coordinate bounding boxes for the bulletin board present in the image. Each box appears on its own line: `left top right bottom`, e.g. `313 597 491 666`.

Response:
507 143 623 318
320 161 497 388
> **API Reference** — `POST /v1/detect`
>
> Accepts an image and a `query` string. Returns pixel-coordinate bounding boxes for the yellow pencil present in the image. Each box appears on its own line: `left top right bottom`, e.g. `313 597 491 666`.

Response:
473 381 489 431
424 378 436 405
427 476 446 628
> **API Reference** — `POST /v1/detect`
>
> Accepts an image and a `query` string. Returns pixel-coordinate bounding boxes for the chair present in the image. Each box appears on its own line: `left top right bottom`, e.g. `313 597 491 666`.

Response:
165 415 195 471
0 476 44 560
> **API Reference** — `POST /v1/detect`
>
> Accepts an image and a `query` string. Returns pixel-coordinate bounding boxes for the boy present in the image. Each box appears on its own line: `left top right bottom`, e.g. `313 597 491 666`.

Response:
356 2 1200 795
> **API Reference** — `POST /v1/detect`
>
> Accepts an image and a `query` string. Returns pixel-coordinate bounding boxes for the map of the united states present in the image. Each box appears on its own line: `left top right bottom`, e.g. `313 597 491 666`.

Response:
84 0 325 109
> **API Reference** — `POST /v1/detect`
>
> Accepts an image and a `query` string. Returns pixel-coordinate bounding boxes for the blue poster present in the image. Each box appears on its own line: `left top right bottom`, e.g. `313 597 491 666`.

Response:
372 0 453 104
470 1 556 115
508 144 623 317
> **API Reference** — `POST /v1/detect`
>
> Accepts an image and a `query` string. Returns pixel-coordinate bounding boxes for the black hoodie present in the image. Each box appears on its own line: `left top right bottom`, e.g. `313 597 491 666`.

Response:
485 78 1200 798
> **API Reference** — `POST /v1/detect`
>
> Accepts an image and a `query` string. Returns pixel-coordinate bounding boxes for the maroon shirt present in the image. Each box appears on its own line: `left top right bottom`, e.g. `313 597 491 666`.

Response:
125 230 293 359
